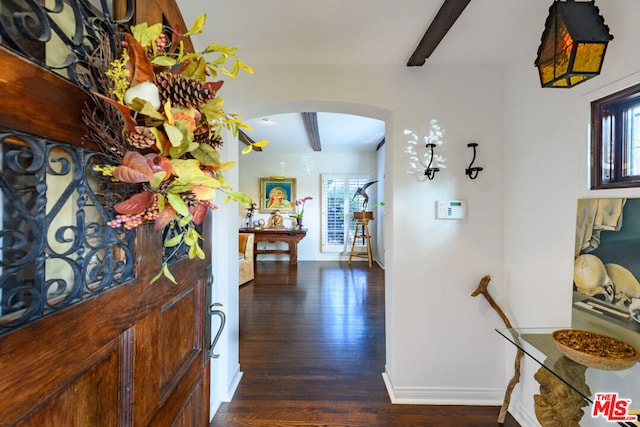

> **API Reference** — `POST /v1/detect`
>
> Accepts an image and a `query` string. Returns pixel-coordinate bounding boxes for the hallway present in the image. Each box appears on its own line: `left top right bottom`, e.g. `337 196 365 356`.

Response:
211 261 520 426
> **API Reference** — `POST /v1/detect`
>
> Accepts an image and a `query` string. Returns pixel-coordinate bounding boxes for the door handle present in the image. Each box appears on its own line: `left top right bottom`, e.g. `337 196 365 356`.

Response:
207 303 226 359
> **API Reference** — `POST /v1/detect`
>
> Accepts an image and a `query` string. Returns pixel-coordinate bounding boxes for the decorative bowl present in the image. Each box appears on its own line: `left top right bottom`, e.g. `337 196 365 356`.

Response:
552 329 640 371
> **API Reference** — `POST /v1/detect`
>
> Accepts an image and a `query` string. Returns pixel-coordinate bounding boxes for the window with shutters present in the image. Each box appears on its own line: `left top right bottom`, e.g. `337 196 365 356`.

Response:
321 174 371 252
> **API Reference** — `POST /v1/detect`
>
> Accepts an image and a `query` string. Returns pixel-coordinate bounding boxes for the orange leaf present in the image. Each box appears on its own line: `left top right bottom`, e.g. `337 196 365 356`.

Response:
172 110 197 131
124 33 155 86
157 132 172 155
113 151 155 183
92 92 137 133
204 80 224 96
144 154 173 180
190 202 209 225
154 206 176 231
114 190 155 215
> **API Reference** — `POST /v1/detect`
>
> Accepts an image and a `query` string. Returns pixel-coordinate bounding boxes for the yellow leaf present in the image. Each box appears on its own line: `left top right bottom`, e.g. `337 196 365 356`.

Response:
241 145 253 155
191 185 216 200
188 244 197 259
192 142 222 166
254 140 269 147
171 159 203 178
239 61 254 74
164 123 184 147
164 233 184 247
181 57 208 81
179 214 193 227
167 193 189 217
230 61 239 79
151 56 177 67
195 243 205 259
185 14 207 36
217 161 236 172
149 171 165 189
150 263 177 284
164 100 173 123
162 263 177 284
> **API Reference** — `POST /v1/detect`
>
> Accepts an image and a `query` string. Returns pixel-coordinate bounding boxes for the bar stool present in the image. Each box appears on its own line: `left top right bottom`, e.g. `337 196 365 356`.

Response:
348 218 373 268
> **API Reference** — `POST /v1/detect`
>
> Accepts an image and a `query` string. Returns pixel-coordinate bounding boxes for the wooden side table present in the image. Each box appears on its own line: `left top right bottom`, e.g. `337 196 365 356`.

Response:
239 228 307 264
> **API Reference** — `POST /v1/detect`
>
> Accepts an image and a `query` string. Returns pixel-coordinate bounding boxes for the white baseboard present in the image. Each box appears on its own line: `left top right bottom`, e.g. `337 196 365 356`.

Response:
508 401 539 427
209 368 243 423
383 368 541 425
226 368 243 402
382 370 502 405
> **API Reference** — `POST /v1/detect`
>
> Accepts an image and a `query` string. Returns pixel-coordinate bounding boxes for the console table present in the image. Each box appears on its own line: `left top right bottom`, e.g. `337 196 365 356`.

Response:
239 228 307 264
497 327 640 426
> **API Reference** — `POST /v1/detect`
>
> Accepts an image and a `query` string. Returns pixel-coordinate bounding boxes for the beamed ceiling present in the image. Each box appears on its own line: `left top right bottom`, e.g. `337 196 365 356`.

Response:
176 0 546 153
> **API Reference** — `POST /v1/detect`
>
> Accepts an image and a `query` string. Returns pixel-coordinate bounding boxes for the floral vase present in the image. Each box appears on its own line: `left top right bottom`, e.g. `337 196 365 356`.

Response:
297 218 303 228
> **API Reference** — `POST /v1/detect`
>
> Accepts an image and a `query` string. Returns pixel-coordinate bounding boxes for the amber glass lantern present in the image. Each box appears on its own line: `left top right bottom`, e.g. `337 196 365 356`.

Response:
535 0 613 88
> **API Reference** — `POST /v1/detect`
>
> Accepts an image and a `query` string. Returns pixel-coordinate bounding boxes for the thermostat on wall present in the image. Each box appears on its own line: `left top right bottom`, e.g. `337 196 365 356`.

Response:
435 200 466 220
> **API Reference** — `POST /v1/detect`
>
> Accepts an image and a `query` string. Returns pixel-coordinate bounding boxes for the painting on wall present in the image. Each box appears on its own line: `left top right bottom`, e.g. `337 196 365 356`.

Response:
572 198 640 344
259 177 296 214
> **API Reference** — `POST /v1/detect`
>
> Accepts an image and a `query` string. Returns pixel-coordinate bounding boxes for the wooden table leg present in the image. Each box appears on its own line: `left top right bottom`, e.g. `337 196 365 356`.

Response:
289 242 297 264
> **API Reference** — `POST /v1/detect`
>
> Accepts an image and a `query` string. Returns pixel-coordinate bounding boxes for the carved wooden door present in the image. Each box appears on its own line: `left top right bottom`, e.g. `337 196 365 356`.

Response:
0 1 212 425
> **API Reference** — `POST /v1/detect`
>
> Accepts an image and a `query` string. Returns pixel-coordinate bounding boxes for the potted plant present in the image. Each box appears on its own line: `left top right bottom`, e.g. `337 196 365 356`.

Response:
289 196 312 227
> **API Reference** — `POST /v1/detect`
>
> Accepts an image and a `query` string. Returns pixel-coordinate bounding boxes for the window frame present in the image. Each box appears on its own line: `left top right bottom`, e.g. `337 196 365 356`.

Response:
321 174 372 253
591 81 640 189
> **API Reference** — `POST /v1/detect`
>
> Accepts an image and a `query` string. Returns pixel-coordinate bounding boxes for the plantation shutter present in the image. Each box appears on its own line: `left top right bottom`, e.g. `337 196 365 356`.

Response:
321 174 370 252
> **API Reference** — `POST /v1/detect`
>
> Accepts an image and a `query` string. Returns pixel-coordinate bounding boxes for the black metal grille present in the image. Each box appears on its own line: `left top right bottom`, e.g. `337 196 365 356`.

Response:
0 0 134 89
0 128 135 334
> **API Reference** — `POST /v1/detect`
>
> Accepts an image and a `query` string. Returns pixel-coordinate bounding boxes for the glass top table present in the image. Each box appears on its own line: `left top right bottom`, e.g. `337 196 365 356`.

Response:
496 327 640 407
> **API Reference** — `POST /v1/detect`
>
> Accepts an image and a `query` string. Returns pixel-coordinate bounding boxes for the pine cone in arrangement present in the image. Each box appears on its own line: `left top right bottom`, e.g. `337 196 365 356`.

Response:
155 72 215 108
194 124 224 149
126 126 156 149
181 191 199 209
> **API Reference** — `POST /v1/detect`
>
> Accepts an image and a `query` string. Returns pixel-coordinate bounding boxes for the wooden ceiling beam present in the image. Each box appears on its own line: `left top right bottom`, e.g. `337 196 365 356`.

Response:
301 112 322 152
407 0 471 67
239 130 262 151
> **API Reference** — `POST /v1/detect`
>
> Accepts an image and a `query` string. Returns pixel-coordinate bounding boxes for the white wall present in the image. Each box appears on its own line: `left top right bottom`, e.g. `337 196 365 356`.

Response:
221 63 507 405
503 2 640 424
237 151 380 262
195 1 640 424
208 131 243 418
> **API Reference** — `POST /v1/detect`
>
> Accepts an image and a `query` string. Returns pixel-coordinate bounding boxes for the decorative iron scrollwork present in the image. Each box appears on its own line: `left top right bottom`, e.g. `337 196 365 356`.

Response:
0 128 135 334
0 0 134 89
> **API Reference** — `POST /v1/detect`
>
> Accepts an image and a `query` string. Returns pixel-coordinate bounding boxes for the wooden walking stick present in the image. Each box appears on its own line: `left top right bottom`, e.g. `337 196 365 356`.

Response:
471 275 523 425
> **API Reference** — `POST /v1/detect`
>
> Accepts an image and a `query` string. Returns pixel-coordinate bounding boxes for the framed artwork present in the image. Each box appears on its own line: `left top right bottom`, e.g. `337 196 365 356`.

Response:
572 197 640 348
259 177 296 213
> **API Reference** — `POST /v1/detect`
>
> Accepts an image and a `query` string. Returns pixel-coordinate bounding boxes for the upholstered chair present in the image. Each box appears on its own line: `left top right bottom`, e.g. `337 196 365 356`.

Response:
239 233 254 285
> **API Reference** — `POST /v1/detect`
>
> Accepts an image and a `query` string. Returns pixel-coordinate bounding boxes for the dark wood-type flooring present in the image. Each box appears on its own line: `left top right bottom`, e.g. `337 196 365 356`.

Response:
211 261 521 427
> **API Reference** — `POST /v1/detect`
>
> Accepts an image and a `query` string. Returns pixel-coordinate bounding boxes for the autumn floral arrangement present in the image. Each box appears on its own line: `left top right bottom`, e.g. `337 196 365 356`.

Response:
83 15 265 282
290 196 313 221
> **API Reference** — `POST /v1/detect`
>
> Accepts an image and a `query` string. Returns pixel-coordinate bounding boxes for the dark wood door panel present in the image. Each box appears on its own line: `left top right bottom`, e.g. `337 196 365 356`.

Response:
0 253 207 426
145 364 209 427
160 288 201 393
14 349 120 426
1 2 211 426
0 294 133 425
0 46 93 149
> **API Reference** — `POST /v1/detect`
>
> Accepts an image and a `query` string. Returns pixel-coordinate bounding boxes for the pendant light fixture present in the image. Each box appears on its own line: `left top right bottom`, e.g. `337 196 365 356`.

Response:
535 0 613 88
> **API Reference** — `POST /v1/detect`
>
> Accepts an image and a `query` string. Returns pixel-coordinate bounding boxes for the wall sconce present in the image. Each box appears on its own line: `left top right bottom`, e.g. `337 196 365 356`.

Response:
535 0 613 88
423 143 440 180
465 143 483 180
